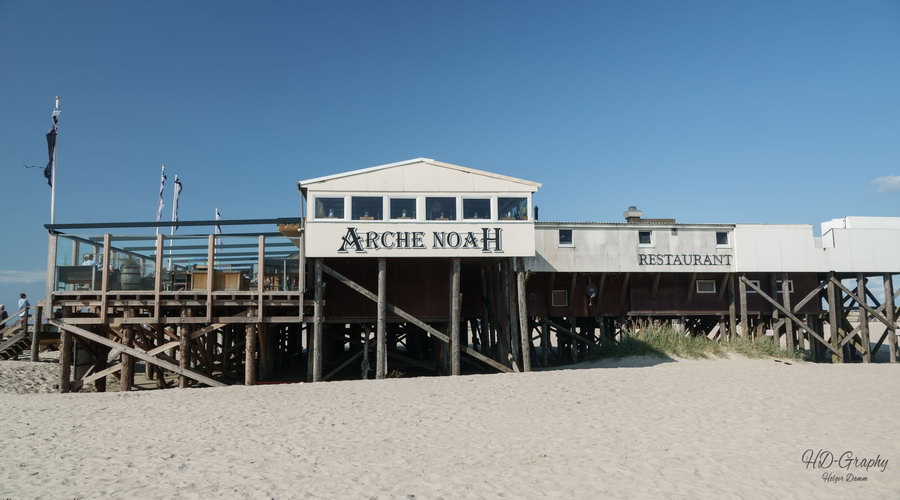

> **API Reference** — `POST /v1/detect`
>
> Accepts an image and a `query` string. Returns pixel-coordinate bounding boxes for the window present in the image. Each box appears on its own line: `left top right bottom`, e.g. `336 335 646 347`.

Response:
463 199 490 220
746 279 760 294
498 197 528 220
638 230 652 246
671 228 678 236
716 231 729 246
315 197 344 219
390 198 416 220
696 280 716 294
551 290 568 307
426 197 456 221
775 280 794 293
558 229 573 247
351 196 383 220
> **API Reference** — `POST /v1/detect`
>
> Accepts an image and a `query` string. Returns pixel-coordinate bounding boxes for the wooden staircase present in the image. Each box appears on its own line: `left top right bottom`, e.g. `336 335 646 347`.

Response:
0 327 28 360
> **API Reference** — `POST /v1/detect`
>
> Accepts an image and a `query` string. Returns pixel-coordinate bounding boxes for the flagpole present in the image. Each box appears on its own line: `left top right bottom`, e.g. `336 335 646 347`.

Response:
49 96 59 224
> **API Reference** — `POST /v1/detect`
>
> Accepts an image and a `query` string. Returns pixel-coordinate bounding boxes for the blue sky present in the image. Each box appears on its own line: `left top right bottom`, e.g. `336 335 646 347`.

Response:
1 0 898 304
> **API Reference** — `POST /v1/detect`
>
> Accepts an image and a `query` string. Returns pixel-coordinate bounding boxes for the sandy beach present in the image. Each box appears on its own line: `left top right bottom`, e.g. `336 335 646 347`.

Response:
1 357 897 499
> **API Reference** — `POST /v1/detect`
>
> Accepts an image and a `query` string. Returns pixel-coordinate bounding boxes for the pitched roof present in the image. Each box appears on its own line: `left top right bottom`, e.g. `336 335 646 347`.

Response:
297 158 542 189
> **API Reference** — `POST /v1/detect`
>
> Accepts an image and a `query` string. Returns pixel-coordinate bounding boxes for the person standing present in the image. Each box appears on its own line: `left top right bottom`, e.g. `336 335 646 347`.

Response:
0 304 7 341
17 293 30 329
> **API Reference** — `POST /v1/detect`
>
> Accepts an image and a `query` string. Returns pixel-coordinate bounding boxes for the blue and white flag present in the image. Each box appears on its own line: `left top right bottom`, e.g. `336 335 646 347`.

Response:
172 175 183 233
215 207 222 235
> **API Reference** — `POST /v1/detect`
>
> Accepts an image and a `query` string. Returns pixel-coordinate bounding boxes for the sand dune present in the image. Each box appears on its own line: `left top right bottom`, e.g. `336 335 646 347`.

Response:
1 357 897 498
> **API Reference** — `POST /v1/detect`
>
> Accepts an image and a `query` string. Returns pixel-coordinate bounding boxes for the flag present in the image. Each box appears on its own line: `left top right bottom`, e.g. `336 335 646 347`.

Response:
44 101 61 187
156 165 167 234
215 207 222 235
172 175 183 232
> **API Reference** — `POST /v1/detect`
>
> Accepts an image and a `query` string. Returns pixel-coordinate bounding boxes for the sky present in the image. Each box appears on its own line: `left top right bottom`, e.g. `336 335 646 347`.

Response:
1 0 898 304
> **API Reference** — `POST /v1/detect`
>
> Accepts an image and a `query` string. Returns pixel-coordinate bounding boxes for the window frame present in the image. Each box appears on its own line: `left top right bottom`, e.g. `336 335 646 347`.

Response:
314 196 346 220
715 231 731 248
558 228 574 247
388 197 418 221
350 196 385 221
497 197 529 221
746 279 760 294
696 279 717 294
638 230 653 247
461 197 492 221
425 196 458 221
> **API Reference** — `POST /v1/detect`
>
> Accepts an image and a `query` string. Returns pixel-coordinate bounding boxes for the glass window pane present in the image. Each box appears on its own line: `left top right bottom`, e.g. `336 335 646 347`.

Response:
716 231 728 245
351 197 383 220
498 197 527 220
463 199 490 220
638 231 652 245
315 198 344 219
558 229 573 245
426 197 456 221
390 199 416 219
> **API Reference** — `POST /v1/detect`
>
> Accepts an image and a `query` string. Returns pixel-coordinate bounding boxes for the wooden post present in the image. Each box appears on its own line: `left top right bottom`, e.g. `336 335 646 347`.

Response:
769 274 780 346
45 232 58 317
100 233 111 323
178 309 190 388
312 258 324 382
541 317 550 366
120 323 134 391
206 234 215 321
738 273 748 338
58 327 71 393
257 235 266 380
781 273 794 351
450 258 461 375
30 305 43 362
516 258 531 372
826 272 841 363
884 273 897 363
154 233 164 322
245 308 257 385
376 258 386 379
727 274 737 341
857 274 870 363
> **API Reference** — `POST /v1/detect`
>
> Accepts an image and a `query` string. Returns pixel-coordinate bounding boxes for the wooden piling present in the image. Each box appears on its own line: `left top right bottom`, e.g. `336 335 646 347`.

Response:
245 309 257 385
376 258 386 379
450 257 461 375
884 273 897 363
312 258 324 382
30 305 43 362
826 272 841 363
738 273 748 338
516 258 531 372
781 273 794 351
857 274 870 363
58 328 71 393
121 311 134 392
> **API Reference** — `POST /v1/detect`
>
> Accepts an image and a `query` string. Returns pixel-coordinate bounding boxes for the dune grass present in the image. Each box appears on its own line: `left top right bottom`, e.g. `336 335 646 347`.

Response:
591 323 804 361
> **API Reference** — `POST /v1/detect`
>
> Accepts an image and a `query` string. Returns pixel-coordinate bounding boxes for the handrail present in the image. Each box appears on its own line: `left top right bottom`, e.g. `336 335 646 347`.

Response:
0 306 28 329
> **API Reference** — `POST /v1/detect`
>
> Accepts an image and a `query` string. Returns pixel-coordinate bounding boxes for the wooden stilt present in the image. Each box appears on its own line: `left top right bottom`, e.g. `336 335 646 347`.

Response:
178 309 190 389
245 309 257 385
376 258 386 379
781 273 794 351
312 258 324 382
727 274 737 341
738 273 748 338
516 258 531 372
857 274 870 362
826 272 841 363
120 313 134 392
884 273 897 363
59 328 71 393
450 257 461 375
541 317 549 366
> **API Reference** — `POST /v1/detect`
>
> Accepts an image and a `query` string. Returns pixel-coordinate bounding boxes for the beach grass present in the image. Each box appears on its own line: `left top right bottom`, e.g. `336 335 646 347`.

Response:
591 323 803 361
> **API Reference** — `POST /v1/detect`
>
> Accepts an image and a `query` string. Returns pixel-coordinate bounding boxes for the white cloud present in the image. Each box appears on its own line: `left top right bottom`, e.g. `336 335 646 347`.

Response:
0 270 46 283
871 175 900 193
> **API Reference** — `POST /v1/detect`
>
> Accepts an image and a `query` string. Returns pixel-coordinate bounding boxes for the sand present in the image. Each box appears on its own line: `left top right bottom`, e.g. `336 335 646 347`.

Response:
0 360 58 394
0 357 897 499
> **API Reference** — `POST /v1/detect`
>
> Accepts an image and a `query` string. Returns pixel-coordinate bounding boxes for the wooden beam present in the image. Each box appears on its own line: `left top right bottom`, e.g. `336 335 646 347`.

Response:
323 350 364 381
376 258 387 379
741 277 838 355
546 319 594 348
58 326 71 393
321 263 512 373
516 258 531 372
650 273 661 301
45 232 58 313
687 272 697 302
245 309 257 385
826 273 841 362
50 320 225 387
120 311 134 391
154 233 164 321
728 274 737 340
830 277 893 328
450 257 461 375
206 235 215 321
620 272 630 306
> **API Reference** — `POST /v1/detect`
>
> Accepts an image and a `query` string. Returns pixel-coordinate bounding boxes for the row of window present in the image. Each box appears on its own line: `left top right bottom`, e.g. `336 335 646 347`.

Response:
314 196 529 222
556 229 731 247
548 279 795 306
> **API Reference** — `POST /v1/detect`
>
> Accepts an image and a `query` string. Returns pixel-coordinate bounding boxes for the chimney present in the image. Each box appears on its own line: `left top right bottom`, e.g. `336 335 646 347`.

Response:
533 206 539 221
623 205 643 223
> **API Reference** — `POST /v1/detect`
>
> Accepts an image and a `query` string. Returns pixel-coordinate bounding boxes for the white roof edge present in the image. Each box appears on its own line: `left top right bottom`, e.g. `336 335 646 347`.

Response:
297 158 542 189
